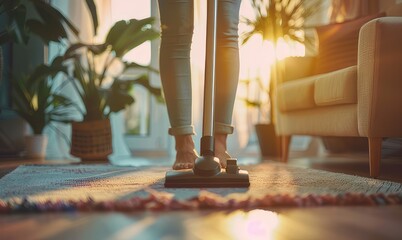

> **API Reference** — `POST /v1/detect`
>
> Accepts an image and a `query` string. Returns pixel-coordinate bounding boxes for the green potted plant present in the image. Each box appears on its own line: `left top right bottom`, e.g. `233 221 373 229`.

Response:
59 7 162 162
11 59 75 159
0 0 83 159
240 0 321 157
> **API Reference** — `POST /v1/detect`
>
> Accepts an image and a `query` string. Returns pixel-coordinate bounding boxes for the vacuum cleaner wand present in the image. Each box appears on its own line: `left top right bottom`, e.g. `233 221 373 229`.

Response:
202 0 217 140
194 0 221 177
164 0 250 188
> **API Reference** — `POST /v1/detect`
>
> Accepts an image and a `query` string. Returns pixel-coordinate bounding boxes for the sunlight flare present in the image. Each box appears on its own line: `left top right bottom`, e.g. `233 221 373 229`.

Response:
225 209 280 240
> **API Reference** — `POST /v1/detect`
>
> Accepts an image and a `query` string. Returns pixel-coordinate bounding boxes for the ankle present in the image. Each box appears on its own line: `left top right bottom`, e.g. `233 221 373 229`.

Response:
175 135 195 152
214 134 228 152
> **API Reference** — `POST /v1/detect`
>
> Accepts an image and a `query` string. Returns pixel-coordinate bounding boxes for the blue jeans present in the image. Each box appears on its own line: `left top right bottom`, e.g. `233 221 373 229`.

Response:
158 0 241 136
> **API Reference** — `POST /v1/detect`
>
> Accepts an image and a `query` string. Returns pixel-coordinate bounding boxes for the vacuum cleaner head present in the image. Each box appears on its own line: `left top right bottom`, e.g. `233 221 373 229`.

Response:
165 159 250 188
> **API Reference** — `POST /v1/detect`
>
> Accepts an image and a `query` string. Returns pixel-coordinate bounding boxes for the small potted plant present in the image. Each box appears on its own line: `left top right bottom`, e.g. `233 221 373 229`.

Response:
11 60 75 159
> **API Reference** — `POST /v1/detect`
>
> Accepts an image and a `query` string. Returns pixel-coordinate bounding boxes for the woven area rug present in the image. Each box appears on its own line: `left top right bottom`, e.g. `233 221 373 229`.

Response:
0 162 401 212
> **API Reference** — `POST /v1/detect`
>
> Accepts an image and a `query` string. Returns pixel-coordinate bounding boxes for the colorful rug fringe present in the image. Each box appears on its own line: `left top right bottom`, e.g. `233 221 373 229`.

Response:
1 190 401 213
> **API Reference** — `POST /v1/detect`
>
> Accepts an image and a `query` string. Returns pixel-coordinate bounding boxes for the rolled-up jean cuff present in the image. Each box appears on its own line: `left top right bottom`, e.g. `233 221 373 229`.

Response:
168 125 196 136
215 122 234 134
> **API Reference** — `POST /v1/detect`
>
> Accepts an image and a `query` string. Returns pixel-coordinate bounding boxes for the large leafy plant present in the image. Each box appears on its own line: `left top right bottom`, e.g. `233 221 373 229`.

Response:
0 0 84 134
241 0 321 47
240 0 322 123
63 17 162 121
11 57 75 134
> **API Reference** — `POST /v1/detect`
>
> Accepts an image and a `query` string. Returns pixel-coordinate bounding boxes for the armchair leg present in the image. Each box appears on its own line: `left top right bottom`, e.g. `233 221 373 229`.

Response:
281 135 291 163
368 137 382 178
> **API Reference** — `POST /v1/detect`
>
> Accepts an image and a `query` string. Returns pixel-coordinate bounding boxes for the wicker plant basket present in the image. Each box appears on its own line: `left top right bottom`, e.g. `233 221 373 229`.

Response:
70 119 113 162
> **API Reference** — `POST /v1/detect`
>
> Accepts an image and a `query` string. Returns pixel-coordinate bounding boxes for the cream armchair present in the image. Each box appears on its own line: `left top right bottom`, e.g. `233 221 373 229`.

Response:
275 16 402 177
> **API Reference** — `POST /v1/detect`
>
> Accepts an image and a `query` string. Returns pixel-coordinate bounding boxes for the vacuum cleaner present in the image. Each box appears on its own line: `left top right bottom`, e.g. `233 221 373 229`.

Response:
164 0 250 188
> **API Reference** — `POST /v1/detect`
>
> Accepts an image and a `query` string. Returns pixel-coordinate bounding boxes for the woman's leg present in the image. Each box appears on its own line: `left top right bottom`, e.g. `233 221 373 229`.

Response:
158 0 198 169
214 0 242 167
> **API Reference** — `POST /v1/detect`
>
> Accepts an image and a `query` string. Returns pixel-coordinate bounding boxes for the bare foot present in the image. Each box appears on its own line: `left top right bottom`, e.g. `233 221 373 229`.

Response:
215 134 231 168
172 135 198 170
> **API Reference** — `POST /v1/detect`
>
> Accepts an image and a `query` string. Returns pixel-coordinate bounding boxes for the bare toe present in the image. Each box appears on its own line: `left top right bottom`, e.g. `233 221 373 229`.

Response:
172 150 198 170
173 162 193 170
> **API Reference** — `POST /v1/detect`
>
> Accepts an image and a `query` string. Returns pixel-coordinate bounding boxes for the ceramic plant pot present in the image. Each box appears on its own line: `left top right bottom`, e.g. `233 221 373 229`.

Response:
255 123 281 158
24 134 48 160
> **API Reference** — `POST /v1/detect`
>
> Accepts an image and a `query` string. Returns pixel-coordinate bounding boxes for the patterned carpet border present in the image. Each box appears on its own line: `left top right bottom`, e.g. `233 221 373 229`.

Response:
2 163 402 213
1 189 401 213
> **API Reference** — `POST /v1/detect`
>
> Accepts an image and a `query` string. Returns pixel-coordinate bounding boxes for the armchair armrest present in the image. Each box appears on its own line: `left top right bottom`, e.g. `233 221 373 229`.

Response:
358 17 402 137
281 56 316 83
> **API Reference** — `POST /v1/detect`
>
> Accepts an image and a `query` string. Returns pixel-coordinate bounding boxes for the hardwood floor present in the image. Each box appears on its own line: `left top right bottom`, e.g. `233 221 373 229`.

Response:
0 147 401 240
0 206 401 240
283 154 402 183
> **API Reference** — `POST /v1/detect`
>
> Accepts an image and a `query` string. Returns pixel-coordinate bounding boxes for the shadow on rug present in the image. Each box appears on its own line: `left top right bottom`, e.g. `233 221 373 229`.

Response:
0 162 401 212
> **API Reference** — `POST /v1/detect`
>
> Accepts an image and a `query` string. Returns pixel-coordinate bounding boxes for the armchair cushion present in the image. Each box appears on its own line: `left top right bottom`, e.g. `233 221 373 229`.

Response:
278 66 357 112
277 77 315 112
314 66 357 106
314 12 385 75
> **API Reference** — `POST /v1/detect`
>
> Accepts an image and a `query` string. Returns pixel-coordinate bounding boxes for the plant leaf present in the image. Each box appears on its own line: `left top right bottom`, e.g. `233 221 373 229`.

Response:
123 61 159 73
9 4 29 44
105 83 135 113
27 58 67 89
120 75 164 103
0 0 22 14
11 76 38 131
26 19 65 44
105 18 160 57
28 0 79 42
64 42 107 58
85 0 98 35
30 0 79 36
239 98 262 108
